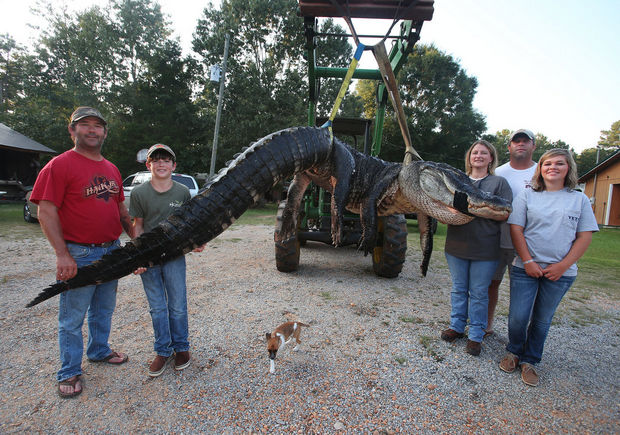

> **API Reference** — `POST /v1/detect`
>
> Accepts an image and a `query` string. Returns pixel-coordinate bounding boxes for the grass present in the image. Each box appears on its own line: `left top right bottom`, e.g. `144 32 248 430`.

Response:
233 203 278 226
0 203 45 240
0 202 279 239
399 316 424 324
574 228 620 299
2 201 617 304
394 356 408 365
419 335 444 362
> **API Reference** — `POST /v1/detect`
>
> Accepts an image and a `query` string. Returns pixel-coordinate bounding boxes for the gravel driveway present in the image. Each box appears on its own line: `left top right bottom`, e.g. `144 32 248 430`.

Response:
0 224 618 433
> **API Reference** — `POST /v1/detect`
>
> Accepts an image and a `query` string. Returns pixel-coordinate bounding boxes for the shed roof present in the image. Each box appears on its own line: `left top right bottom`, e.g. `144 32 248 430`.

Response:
0 123 57 154
578 150 620 182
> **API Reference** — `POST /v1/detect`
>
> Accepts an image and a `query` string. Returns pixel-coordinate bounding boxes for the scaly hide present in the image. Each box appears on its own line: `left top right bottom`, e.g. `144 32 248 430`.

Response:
27 127 510 307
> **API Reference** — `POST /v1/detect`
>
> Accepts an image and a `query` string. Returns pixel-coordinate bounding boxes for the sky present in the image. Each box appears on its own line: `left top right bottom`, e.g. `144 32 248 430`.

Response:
1 0 619 153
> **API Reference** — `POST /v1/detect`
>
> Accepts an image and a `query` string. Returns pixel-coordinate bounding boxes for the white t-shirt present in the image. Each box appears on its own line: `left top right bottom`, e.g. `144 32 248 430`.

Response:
496 162 537 248
507 188 599 276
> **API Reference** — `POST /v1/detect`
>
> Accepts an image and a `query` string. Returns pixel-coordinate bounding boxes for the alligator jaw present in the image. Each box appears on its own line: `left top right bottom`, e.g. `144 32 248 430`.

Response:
414 161 511 222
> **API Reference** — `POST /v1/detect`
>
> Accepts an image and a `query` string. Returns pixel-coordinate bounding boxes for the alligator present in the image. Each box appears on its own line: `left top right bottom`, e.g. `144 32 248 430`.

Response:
27 126 511 307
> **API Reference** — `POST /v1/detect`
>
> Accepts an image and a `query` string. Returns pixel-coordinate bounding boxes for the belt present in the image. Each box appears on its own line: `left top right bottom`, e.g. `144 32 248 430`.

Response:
65 240 115 248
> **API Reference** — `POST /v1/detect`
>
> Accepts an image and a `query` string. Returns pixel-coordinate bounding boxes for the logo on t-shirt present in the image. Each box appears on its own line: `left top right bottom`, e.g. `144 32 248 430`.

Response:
84 175 120 201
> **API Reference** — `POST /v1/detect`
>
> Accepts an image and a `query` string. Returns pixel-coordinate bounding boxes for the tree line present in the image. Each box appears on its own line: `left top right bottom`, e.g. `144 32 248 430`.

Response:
1 0 617 181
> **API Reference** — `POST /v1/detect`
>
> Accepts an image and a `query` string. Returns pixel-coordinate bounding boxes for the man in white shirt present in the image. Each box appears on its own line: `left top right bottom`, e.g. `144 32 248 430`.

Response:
486 129 537 335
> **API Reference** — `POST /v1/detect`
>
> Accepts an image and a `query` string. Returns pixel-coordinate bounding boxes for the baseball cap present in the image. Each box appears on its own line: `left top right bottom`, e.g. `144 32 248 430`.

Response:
509 129 535 143
146 143 176 160
70 106 107 125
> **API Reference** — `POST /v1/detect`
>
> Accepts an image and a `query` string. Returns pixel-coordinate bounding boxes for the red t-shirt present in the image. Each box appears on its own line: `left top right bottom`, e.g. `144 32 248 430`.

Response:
30 150 125 244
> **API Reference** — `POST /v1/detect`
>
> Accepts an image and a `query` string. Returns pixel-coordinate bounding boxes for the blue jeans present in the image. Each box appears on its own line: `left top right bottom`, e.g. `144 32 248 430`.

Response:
140 255 189 356
445 253 499 342
507 267 576 365
57 240 121 382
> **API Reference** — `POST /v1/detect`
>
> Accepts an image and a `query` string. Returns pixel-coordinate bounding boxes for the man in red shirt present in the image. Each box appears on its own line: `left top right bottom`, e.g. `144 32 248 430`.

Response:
30 106 134 398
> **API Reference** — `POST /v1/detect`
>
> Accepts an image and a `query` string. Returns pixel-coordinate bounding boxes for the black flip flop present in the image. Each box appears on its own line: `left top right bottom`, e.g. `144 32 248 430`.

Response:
58 375 83 398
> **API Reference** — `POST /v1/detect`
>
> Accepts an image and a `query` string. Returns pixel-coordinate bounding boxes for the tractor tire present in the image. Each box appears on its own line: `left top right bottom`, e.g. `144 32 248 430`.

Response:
372 214 408 278
275 201 300 272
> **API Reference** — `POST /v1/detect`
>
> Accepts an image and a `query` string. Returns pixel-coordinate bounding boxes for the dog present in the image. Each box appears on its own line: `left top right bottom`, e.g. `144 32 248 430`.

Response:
265 321 309 374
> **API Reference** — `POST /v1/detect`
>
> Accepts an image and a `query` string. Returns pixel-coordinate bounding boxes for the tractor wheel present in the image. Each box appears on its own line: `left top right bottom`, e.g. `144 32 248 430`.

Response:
372 214 408 278
275 201 300 272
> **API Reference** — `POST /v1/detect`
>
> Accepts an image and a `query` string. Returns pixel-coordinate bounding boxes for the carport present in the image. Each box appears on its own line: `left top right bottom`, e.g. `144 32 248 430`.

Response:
0 123 56 198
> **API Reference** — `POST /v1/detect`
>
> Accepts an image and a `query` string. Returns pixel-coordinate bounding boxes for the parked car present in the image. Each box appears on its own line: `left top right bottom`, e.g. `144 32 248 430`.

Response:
1 180 29 201
24 190 38 223
23 172 200 224
123 171 200 209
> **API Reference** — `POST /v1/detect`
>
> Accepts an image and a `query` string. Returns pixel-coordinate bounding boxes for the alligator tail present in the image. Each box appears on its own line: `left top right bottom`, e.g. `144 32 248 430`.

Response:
27 127 333 307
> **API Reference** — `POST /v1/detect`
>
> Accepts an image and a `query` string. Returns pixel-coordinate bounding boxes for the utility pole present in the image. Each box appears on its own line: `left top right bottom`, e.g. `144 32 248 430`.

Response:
209 33 230 178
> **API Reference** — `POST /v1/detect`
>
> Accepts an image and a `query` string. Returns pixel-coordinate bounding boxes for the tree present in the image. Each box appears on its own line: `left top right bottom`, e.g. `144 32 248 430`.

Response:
598 120 620 149
0 0 201 176
482 129 511 165
530 134 570 162
576 147 617 177
313 18 355 117
192 0 355 171
0 34 22 108
375 44 486 167
354 79 377 120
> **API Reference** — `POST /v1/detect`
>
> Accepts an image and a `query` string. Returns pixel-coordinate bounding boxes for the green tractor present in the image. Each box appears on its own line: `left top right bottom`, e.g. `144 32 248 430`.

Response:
275 0 434 278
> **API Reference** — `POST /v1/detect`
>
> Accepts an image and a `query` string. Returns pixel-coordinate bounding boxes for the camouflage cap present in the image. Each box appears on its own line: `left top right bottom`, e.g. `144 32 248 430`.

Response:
146 143 176 160
70 106 107 125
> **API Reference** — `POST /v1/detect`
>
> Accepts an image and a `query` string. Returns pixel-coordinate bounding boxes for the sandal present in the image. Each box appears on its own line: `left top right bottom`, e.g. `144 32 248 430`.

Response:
89 350 128 365
58 375 83 398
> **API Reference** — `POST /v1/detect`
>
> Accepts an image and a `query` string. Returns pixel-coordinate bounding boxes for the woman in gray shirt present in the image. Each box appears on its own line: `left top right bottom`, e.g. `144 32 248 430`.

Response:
441 140 512 356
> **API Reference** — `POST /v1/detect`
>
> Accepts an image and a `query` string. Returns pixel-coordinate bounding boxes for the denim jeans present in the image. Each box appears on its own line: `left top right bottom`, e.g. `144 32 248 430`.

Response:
140 255 189 356
507 266 576 365
445 253 499 342
57 240 121 382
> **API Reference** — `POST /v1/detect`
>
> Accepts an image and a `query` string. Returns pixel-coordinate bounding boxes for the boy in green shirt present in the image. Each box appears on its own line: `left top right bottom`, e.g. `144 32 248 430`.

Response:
130 144 204 377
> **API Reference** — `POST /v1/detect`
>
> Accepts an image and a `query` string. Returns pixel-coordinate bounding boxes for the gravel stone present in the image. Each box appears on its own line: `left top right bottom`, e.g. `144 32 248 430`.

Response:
0 224 618 433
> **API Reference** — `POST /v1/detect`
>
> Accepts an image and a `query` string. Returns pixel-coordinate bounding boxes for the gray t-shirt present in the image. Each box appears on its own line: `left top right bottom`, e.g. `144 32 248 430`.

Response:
129 181 190 233
445 175 512 261
495 162 537 249
507 188 599 276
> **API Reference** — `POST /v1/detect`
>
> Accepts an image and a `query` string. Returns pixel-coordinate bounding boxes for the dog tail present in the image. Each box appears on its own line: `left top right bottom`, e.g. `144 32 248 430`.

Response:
297 322 310 327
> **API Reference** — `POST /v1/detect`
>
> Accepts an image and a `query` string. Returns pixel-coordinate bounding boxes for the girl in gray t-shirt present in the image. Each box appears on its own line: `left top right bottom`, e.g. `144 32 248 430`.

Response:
500 149 598 387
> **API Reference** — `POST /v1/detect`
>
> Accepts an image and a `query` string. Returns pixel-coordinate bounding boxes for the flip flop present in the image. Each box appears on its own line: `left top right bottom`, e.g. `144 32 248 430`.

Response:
58 375 82 398
89 350 128 365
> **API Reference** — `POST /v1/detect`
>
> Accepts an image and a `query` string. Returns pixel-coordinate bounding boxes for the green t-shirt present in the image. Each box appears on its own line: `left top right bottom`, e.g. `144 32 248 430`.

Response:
129 180 190 232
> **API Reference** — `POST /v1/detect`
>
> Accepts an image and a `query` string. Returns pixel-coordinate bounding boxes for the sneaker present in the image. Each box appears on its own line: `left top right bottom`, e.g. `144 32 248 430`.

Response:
499 352 519 373
465 339 481 356
174 351 191 371
440 328 465 342
520 363 539 387
148 354 173 377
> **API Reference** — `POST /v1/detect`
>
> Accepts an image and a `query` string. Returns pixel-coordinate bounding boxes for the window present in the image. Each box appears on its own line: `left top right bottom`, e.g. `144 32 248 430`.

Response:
172 175 196 190
133 173 151 185
122 175 135 187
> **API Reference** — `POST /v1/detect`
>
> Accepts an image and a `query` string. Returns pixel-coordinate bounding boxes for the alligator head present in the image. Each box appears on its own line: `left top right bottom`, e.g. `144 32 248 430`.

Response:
397 161 512 224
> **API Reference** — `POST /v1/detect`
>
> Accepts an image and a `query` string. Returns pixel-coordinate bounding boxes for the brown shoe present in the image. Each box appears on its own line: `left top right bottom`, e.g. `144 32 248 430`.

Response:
440 328 465 342
520 363 539 387
465 339 481 356
499 352 519 373
174 351 191 371
149 354 173 377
